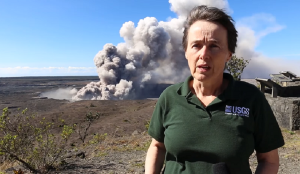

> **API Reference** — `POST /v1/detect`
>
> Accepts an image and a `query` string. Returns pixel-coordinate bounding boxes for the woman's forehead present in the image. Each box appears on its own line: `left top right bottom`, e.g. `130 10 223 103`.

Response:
188 20 227 41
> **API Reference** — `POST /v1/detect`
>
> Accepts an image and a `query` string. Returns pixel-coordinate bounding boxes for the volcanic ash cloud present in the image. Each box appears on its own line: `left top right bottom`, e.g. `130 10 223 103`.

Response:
72 0 230 100
75 0 292 100
72 16 189 100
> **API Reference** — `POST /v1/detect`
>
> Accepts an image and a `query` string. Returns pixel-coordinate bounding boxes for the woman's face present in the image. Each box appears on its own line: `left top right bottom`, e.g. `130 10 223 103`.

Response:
185 20 232 82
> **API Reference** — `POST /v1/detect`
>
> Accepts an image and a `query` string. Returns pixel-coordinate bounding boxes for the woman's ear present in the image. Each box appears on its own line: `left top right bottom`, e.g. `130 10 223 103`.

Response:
227 52 232 62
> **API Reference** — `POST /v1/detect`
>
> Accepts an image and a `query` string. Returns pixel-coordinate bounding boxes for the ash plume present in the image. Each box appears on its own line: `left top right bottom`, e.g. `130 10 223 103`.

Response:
73 0 227 100
72 0 297 100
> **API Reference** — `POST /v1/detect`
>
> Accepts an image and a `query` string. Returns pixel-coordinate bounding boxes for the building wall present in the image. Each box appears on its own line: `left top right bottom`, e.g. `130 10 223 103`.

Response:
265 94 300 130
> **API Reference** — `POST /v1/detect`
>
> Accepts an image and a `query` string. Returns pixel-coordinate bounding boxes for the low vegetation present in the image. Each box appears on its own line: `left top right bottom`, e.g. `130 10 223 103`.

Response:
0 107 101 174
1 98 299 173
281 128 300 158
76 111 101 144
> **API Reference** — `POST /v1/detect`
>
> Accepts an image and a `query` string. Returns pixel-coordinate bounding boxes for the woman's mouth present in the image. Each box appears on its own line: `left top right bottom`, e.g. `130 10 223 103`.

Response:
197 65 211 72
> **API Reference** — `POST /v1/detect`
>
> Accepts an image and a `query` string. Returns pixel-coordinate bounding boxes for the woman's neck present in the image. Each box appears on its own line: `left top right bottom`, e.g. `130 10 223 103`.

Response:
190 76 226 98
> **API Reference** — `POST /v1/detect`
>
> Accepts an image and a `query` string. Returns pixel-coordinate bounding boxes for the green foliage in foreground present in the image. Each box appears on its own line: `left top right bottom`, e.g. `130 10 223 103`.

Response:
89 133 107 145
76 111 101 144
0 108 74 174
0 107 102 173
226 55 250 81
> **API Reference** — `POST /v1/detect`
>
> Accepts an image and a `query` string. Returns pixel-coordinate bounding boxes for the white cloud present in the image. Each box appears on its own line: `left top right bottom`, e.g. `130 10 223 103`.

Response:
234 13 300 78
236 13 286 41
277 54 300 57
0 66 97 77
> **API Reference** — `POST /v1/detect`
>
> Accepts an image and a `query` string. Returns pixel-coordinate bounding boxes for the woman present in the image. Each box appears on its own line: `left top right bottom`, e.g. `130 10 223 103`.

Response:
145 5 284 174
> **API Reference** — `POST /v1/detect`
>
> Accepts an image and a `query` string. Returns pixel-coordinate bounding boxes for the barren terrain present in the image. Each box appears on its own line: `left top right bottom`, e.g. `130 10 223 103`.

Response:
0 77 299 174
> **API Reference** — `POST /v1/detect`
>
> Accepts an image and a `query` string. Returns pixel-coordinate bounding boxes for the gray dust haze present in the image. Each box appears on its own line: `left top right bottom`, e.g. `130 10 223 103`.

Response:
41 87 78 101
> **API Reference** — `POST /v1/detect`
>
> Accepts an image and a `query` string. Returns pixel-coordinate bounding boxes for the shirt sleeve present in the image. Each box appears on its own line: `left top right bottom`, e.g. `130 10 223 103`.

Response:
148 93 166 143
253 92 285 153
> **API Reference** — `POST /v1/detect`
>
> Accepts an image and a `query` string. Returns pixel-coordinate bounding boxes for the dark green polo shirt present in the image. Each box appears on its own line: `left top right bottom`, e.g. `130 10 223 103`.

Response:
148 73 284 174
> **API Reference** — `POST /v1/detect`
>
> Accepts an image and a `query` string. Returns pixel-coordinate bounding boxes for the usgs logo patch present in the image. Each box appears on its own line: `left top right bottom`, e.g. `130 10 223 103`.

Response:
225 105 250 117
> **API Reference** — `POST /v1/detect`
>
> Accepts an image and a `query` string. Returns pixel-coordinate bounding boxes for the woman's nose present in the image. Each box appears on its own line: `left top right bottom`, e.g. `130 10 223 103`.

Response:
199 46 209 60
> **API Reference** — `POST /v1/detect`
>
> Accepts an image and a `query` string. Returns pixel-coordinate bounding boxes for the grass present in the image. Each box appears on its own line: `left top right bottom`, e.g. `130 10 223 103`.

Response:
282 129 300 147
280 128 300 158
95 152 108 157
132 162 144 167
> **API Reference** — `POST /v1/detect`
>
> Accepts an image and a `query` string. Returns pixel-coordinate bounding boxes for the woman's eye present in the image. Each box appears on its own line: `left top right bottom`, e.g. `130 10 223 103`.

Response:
210 44 220 50
192 44 201 48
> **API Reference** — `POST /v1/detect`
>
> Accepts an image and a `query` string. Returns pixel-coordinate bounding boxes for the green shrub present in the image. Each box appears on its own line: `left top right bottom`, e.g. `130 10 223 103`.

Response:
89 133 107 145
0 108 74 173
75 111 101 144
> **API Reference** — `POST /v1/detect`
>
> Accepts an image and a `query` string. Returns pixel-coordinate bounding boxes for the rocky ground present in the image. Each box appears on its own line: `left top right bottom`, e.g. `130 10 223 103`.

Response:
4 131 299 174
0 77 299 174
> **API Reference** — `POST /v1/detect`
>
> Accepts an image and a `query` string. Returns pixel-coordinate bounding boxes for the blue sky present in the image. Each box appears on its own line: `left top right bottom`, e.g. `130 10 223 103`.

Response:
0 0 299 77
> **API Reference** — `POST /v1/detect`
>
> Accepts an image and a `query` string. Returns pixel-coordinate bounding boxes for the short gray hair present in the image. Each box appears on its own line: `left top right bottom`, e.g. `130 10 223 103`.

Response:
182 5 238 53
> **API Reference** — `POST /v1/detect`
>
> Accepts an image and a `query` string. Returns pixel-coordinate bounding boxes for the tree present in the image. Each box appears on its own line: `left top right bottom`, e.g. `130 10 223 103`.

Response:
226 55 250 81
0 108 74 173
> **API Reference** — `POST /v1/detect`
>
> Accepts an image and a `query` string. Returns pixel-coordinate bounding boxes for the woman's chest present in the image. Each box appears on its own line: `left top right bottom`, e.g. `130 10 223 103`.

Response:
163 100 255 161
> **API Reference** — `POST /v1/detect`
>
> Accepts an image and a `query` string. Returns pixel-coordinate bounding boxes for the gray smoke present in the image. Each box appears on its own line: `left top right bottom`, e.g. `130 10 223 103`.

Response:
72 0 298 100
72 0 228 100
41 87 78 101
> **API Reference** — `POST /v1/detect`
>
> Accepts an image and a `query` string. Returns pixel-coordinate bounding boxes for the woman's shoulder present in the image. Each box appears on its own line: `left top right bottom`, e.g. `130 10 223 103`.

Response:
160 81 185 97
232 80 263 97
234 80 259 90
154 81 185 108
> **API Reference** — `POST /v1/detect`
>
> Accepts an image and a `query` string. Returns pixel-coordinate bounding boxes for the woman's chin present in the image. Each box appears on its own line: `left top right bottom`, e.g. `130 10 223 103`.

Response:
192 73 210 82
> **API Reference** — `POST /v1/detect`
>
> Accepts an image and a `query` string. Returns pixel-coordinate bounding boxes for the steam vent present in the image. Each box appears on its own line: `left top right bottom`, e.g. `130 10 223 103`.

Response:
256 71 300 130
